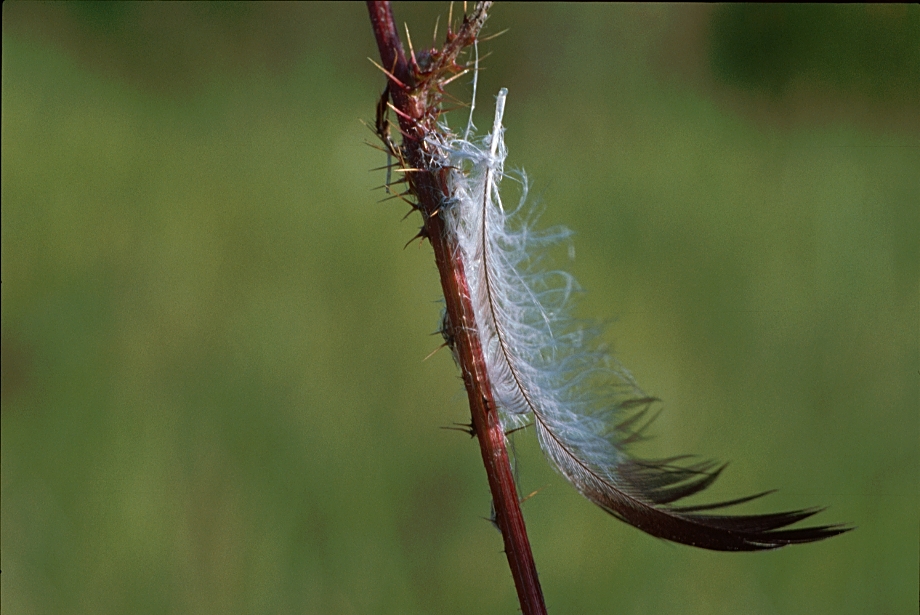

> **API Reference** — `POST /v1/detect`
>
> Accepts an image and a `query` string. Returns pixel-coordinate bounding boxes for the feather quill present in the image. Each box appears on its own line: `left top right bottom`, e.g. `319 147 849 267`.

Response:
435 88 850 551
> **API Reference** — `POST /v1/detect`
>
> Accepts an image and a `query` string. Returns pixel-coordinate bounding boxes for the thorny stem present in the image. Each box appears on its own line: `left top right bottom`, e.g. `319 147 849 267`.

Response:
366 3 547 614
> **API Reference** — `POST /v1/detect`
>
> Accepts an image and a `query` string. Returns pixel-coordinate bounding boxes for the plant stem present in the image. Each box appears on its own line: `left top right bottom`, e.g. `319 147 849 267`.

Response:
366 3 547 613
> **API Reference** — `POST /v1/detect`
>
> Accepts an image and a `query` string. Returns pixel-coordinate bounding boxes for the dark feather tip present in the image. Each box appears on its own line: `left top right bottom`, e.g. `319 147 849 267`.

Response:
605 458 854 551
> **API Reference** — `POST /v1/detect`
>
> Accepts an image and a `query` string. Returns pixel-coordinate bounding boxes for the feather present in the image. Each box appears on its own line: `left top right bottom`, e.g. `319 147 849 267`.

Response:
434 88 851 551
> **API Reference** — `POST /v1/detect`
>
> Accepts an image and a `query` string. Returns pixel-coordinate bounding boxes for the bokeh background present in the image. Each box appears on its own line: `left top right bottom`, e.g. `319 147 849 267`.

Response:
3 3 917 614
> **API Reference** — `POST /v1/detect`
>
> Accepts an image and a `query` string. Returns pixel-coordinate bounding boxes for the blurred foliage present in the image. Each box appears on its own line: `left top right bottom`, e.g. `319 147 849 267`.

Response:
709 4 920 97
2 3 917 615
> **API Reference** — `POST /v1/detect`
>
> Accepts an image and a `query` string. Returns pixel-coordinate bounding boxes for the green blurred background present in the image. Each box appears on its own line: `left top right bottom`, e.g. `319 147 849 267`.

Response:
2 3 917 614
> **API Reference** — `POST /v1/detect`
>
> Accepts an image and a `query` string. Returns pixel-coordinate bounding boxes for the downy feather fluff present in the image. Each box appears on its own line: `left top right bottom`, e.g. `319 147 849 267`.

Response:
435 89 850 551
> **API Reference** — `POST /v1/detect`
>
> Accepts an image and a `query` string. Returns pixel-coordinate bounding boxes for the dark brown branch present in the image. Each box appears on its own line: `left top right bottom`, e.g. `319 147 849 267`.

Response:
365 3 546 614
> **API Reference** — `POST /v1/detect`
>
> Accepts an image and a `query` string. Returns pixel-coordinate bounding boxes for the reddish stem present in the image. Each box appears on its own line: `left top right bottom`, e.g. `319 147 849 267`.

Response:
366 3 546 614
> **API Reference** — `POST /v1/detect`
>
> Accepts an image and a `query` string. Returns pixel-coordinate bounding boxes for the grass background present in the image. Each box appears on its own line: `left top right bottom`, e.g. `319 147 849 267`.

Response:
2 3 917 614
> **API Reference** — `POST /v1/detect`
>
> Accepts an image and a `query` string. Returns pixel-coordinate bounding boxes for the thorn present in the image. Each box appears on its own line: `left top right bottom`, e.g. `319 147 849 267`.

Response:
439 104 466 115
441 421 476 437
371 181 411 194
376 191 413 204
519 486 548 505
385 101 414 122
372 179 408 191
395 126 415 142
440 68 471 87
484 499 501 532
404 227 429 248
365 142 393 155
371 176 408 188
367 57 408 90
441 89 470 106
479 28 509 43
432 14 440 45
378 192 417 209
404 23 418 72
401 207 419 221
423 342 448 362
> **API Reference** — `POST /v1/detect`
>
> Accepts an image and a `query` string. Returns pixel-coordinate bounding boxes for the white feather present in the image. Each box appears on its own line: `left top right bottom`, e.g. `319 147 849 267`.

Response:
419 89 849 551
439 89 642 463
